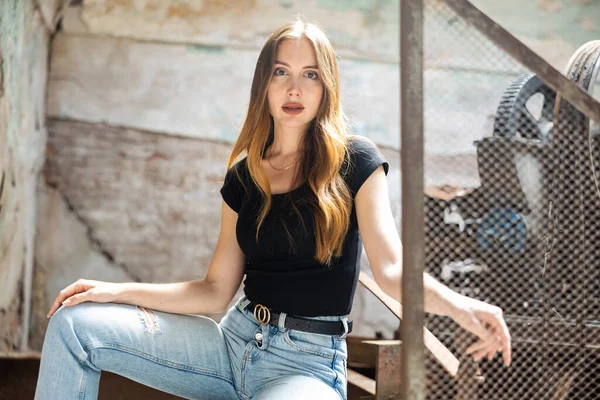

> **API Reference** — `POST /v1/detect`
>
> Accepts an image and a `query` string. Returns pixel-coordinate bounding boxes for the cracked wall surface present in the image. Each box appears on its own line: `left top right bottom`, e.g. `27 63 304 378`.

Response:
0 0 52 352
30 180 135 349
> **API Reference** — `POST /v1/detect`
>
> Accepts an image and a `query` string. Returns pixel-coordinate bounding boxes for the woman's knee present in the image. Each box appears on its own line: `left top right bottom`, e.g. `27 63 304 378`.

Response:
46 302 124 341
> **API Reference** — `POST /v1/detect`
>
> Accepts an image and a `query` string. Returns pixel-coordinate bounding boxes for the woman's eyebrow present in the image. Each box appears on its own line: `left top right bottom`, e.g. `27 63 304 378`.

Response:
274 60 318 69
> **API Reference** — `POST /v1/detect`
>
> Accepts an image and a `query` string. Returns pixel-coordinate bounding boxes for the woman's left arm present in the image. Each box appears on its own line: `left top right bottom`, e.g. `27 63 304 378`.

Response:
355 165 512 366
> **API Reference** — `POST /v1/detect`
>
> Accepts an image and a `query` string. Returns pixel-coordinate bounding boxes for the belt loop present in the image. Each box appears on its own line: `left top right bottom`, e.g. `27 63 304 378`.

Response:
237 296 251 312
340 316 349 339
278 312 287 332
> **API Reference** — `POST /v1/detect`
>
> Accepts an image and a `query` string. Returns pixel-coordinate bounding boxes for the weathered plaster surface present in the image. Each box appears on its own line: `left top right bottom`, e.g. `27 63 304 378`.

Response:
0 0 50 351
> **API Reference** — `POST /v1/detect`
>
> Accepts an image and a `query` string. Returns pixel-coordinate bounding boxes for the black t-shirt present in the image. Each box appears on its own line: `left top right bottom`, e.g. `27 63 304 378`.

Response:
220 135 389 317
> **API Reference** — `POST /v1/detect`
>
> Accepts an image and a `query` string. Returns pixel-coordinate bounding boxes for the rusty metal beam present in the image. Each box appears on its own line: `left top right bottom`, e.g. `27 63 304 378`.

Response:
401 0 425 399
359 271 459 376
443 0 600 125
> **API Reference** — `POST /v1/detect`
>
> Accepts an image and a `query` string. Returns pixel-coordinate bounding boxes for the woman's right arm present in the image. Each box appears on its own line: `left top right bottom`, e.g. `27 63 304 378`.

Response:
117 200 246 315
48 200 246 318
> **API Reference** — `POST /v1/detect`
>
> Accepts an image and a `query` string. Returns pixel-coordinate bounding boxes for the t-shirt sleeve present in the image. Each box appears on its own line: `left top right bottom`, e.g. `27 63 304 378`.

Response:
219 159 247 213
347 136 390 197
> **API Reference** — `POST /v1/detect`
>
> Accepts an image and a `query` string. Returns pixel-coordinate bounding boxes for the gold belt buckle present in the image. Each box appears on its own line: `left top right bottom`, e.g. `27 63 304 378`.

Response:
253 304 271 325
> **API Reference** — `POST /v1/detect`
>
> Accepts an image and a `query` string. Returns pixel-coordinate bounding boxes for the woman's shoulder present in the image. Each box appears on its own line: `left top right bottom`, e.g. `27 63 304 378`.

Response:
225 156 250 179
345 135 387 165
343 134 389 195
223 156 252 189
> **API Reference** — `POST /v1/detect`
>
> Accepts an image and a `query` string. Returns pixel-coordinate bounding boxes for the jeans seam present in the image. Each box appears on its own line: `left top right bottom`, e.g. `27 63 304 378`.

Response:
331 349 339 389
77 367 87 400
282 331 335 360
82 342 235 384
240 342 255 397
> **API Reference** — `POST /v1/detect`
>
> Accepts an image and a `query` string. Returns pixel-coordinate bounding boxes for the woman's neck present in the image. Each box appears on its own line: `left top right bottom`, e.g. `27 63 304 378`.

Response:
266 125 306 158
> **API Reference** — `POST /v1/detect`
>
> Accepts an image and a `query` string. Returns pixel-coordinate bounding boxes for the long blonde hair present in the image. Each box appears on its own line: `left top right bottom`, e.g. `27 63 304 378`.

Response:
226 20 352 266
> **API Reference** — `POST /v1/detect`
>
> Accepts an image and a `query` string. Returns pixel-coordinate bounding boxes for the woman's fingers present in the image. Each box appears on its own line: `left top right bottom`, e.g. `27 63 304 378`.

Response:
64 288 102 306
482 309 512 366
466 336 494 355
460 312 491 343
47 287 74 318
47 280 92 318
466 333 498 360
63 293 87 306
470 338 501 362
453 297 512 367
465 327 511 366
473 347 490 362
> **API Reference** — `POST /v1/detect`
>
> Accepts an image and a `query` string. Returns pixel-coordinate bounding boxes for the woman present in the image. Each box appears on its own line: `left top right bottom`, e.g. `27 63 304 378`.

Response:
36 20 511 400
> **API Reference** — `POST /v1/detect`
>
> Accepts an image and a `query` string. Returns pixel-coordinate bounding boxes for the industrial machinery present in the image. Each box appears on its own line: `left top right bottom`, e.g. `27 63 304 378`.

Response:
424 40 600 399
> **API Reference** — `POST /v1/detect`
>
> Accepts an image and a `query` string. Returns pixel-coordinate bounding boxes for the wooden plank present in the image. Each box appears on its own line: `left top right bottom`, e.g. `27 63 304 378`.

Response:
347 335 378 369
347 368 377 396
359 271 460 377
362 341 402 400
0 352 41 359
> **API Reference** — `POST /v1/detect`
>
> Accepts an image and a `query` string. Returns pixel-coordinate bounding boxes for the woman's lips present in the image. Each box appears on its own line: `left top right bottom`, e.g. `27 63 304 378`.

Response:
282 107 304 115
282 104 304 115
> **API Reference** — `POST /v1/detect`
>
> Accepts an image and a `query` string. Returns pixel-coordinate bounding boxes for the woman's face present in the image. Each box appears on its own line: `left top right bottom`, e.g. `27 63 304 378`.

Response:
267 37 324 132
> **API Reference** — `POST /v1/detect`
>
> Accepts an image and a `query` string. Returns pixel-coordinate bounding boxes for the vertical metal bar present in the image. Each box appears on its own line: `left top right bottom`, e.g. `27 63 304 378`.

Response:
401 1 425 399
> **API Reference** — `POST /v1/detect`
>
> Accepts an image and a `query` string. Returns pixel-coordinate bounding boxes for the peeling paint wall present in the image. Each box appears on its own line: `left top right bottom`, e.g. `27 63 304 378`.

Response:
0 0 51 352
31 0 600 349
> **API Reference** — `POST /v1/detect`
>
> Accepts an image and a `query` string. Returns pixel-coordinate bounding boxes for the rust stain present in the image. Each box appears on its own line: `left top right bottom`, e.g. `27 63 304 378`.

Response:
144 1 160 12
207 174 225 184
45 144 55 157
147 151 170 161
0 171 4 212
580 16 595 31
166 210 184 222
167 0 257 18
537 0 563 12
105 0 128 13
167 3 204 18
428 0 446 11
0 51 3 98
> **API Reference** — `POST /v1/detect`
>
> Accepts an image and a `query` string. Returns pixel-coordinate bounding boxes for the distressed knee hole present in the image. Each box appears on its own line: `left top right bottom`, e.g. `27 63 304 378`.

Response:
136 306 162 335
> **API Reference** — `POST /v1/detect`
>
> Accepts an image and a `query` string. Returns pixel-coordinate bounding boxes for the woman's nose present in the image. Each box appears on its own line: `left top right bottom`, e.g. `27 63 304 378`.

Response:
287 78 301 97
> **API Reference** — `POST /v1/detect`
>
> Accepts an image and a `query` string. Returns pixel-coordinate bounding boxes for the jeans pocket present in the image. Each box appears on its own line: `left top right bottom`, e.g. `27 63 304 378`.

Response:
283 329 336 359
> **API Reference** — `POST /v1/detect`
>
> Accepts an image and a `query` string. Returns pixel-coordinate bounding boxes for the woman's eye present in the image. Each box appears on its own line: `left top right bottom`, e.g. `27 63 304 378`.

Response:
274 68 287 76
306 71 319 80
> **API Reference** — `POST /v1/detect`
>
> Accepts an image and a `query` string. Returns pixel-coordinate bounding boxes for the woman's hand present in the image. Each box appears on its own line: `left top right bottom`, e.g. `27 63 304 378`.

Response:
47 279 124 319
449 295 512 366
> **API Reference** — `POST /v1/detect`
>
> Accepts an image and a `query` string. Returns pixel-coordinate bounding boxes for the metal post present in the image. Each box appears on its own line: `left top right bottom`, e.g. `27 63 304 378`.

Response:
401 1 425 399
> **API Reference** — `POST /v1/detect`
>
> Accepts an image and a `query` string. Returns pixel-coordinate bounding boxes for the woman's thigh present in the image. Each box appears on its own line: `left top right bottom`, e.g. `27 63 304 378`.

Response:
251 375 342 400
49 302 239 399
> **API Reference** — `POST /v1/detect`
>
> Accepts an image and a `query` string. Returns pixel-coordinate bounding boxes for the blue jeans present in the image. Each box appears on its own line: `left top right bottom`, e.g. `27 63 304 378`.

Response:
34 296 349 399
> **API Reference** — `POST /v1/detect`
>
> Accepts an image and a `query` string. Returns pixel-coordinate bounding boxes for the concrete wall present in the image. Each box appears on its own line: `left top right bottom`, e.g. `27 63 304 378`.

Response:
0 0 64 353
26 0 600 350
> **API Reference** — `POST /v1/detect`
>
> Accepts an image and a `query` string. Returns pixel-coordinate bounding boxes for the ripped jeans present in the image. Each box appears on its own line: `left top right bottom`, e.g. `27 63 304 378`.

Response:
34 296 349 400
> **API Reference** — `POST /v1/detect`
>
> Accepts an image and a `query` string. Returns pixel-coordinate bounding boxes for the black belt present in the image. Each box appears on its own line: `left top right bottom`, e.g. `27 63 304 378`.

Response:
246 301 352 336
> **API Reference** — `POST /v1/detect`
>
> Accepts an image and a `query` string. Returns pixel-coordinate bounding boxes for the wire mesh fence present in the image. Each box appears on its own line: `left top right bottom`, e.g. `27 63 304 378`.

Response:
420 1 600 399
